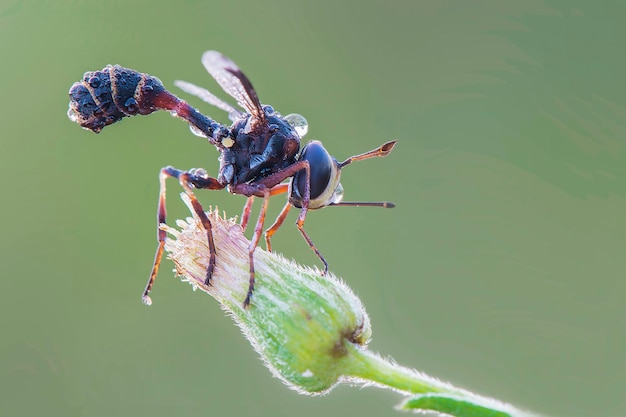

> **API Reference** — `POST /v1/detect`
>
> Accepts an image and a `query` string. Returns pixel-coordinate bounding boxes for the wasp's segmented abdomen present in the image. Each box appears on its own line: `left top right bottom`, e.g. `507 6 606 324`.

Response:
68 65 166 133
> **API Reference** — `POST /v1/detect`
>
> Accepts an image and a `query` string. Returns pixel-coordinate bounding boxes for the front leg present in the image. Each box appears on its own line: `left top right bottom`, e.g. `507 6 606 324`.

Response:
230 163 309 307
231 163 315 307
243 186 270 307
141 166 225 305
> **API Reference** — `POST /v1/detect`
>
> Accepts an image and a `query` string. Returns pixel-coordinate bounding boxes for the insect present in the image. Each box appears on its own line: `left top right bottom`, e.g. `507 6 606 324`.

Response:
68 50 396 307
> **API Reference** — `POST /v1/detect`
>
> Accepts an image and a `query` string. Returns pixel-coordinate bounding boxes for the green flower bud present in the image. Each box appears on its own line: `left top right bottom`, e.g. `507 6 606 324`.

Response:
162 194 371 394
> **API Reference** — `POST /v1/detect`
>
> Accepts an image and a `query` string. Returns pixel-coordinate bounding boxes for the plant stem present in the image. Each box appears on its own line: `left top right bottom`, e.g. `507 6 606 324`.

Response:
346 345 450 395
344 345 542 417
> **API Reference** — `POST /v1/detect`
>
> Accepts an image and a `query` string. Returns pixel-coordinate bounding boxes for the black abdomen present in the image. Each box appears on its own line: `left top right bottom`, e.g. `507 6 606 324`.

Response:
68 65 167 133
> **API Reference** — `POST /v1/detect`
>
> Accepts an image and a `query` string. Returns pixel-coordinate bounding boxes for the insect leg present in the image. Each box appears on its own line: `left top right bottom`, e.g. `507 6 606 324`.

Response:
264 185 291 252
292 163 329 275
231 165 309 306
243 187 271 307
235 163 329 274
241 183 288 239
338 140 397 168
236 182 291 306
142 166 224 305
240 196 255 231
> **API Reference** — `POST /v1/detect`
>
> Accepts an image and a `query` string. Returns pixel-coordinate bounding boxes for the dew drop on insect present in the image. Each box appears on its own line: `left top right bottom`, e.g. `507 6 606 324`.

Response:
284 113 308 137
124 97 138 113
189 124 206 138
88 76 100 88
330 182 344 204
67 106 79 122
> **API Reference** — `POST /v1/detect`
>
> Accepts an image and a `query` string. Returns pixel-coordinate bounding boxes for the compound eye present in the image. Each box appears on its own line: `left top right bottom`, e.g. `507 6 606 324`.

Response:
290 141 341 210
309 165 332 200
297 142 332 200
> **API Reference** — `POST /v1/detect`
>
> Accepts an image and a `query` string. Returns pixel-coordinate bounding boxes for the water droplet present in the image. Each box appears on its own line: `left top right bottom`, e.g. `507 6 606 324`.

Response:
88 76 100 88
67 105 78 122
284 113 308 137
189 167 208 178
189 124 206 138
124 97 138 113
330 182 344 204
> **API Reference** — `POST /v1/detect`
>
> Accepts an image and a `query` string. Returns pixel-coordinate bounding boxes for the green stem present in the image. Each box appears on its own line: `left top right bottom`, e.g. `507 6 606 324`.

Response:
346 345 452 395
345 345 542 417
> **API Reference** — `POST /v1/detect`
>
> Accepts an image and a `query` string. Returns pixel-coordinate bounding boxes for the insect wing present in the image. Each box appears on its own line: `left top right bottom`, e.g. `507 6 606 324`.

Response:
174 80 244 122
202 51 264 119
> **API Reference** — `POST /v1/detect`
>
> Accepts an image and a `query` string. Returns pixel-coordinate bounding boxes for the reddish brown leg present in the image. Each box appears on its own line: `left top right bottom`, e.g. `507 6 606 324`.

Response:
338 140 397 168
295 210 329 275
260 183 291 250
265 202 291 252
240 183 287 233
241 182 291 306
292 163 329 275
240 160 330 275
230 164 310 307
268 183 290 196
142 166 224 305
142 169 170 306
244 187 271 307
240 196 255 231
232 161 308 197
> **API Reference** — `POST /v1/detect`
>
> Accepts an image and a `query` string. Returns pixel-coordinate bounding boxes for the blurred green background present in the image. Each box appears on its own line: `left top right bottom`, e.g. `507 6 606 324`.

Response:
1 1 624 416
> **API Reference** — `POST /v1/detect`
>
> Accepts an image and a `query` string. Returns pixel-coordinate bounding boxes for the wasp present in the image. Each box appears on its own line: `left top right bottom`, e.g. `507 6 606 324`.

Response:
68 50 396 307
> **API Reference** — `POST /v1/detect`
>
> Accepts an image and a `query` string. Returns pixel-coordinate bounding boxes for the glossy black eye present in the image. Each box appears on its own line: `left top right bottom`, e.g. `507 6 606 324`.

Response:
294 141 333 200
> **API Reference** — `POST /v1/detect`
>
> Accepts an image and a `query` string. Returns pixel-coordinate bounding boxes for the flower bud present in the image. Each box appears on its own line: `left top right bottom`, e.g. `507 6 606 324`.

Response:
162 194 371 394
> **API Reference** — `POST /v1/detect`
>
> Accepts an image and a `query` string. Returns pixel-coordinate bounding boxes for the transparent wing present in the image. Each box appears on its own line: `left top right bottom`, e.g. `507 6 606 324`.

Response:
202 50 264 119
174 80 244 122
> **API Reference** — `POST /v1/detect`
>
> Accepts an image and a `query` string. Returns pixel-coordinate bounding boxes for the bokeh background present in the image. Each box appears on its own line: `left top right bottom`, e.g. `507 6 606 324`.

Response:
1 1 624 416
